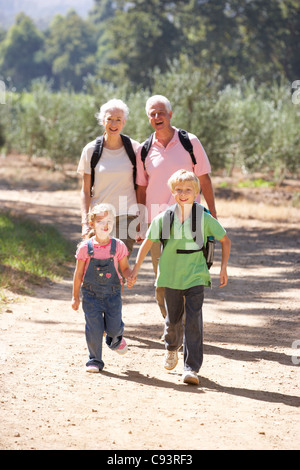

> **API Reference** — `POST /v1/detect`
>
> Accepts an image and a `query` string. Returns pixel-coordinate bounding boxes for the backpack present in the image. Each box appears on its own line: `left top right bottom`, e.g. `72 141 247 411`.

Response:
160 202 215 269
90 134 137 197
140 128 197 169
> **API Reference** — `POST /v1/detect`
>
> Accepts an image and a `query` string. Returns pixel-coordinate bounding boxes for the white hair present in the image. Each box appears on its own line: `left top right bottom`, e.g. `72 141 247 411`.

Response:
145 95 172 115
95 99 129 126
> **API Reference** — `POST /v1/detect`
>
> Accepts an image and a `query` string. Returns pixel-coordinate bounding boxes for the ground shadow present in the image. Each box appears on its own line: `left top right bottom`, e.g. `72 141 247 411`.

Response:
98 369 300 407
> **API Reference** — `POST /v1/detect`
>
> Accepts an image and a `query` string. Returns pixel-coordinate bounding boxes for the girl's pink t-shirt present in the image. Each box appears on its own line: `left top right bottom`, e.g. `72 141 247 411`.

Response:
76 237 128 283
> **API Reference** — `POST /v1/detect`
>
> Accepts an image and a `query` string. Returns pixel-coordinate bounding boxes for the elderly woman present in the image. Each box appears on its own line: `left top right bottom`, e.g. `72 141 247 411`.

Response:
77 99 140 256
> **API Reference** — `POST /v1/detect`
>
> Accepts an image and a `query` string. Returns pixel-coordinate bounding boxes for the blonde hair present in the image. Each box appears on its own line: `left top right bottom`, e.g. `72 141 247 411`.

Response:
85 203 116 239
168 169 200 194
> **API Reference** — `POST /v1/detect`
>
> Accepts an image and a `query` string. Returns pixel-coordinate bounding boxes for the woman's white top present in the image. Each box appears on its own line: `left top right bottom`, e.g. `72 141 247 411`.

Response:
77 138 140 216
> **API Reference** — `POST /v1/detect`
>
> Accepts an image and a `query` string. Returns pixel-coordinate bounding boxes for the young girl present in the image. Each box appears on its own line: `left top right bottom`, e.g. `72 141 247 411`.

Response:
72 203 136 373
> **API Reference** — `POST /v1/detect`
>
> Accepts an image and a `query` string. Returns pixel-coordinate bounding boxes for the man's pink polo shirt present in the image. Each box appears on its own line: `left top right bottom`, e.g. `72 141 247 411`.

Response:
136 127 211 222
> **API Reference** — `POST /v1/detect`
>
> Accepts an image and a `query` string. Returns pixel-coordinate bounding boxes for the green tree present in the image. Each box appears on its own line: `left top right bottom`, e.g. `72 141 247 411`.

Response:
44 10 98 91
238 0 300 83
151 58 231 170
89 0 116 26
95 0 183 88
0 13 49 90
168 0 300 85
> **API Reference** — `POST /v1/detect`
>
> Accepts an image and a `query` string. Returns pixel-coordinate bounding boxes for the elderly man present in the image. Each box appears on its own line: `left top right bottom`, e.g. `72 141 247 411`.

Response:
136 95 217 322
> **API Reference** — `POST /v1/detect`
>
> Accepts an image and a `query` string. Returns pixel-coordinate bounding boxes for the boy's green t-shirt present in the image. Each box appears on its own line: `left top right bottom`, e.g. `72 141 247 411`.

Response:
146 206 226 289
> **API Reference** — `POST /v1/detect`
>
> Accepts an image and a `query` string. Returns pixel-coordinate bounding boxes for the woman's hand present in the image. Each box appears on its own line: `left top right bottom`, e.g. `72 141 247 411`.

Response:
81 222 90 238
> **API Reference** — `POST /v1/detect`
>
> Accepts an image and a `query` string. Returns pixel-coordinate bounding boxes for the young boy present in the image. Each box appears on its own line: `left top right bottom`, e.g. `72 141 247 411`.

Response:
131 169 231 385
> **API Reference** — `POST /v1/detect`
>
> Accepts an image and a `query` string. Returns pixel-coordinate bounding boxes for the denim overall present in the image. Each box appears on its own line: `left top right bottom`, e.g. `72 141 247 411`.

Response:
82 237 124 369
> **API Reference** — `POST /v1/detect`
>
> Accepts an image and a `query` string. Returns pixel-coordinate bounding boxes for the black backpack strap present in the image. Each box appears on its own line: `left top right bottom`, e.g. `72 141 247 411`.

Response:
160 202 204 255
177 202 204 254
160 204 176 246
140 130 196 170
178 129 197 165
140 133 154 169
120 134 137 188
160 202 215 269
90 135 104 197
90 134 137 196
191 202 204 248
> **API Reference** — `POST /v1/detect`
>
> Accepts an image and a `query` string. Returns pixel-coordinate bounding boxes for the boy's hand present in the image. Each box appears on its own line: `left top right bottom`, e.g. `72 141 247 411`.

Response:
72 297 80 310
219 267 228 287
219 235 230 287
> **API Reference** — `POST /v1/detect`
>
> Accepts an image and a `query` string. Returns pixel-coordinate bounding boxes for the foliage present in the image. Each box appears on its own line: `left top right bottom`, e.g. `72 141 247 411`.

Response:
43 10 98 91
1 76 299 178
0 13 49 89
0 211 73 293
0 1 299 91
96 0 183 88
219 79 300 177
150 59 231 170
2 80 100 164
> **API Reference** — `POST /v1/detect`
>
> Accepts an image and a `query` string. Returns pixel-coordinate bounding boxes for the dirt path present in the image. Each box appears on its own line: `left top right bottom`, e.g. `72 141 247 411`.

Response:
0 156 299 450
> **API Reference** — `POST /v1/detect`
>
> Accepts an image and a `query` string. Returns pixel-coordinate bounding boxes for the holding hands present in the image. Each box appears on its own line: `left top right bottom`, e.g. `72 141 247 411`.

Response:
126 268 137 289
127 265 139 289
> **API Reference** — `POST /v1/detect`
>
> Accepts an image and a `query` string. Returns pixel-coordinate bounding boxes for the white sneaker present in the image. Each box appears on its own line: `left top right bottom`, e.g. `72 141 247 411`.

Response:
86 365 100 373
164 350 178 370
182 370 199 385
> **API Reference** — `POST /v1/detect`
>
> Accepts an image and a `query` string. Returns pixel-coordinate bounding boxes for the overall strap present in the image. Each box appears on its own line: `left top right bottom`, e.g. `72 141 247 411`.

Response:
87 238 94 256
110 238 117 256
87 237 117 257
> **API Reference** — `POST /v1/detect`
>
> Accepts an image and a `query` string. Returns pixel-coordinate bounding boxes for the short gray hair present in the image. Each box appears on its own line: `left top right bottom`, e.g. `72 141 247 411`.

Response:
95 99 129 125
145 95 172 115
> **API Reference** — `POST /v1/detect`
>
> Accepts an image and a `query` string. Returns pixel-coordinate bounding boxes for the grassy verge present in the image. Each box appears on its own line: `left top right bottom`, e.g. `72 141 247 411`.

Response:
0 211 74 302
216 197 300 223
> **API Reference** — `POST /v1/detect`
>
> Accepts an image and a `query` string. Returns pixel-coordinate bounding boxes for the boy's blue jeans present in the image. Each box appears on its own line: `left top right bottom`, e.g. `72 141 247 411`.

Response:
164 285 204 372
82 284 124 370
